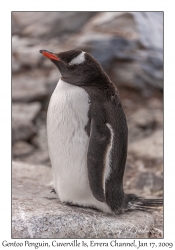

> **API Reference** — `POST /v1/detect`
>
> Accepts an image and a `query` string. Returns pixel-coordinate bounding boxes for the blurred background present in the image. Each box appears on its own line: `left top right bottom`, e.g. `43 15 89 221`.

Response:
12 12 163 229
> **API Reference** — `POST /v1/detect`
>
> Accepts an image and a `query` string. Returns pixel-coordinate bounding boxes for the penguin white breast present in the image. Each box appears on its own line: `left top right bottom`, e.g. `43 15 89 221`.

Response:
47 79 112 213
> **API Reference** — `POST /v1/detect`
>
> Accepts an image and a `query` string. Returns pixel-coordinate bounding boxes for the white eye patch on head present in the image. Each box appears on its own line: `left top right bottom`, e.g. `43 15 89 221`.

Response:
69 51 86 65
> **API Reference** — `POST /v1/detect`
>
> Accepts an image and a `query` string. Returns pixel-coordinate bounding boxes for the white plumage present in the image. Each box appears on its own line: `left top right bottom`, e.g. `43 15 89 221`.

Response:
47 79 112 213
103 123 114 192
69 51 85 65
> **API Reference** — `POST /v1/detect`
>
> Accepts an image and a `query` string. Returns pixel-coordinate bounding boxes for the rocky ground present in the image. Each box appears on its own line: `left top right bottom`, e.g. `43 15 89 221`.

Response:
12 161 163 239
12 12 163 238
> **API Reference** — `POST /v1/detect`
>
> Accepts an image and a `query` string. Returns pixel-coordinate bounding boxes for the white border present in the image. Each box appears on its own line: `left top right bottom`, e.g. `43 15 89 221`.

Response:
1 0 175 247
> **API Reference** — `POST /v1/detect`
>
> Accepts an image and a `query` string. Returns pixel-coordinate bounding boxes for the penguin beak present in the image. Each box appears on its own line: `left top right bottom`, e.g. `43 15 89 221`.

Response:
40 50 60 61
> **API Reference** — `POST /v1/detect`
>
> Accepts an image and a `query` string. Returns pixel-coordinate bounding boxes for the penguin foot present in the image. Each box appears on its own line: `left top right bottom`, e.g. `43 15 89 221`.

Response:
63 201 74 206
63 201 101 212
125 193 163 211
63 201 82 207
50 188 56 194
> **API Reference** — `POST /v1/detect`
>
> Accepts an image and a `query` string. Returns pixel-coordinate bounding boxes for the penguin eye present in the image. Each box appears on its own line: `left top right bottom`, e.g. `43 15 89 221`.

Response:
69 51 86 66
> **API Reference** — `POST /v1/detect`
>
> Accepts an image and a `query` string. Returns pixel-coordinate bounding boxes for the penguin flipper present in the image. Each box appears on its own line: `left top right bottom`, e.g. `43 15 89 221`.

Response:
87 119 111 202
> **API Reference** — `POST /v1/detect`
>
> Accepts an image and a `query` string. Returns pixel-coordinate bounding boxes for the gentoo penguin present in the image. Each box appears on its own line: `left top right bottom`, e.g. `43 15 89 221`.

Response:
40 49 163 214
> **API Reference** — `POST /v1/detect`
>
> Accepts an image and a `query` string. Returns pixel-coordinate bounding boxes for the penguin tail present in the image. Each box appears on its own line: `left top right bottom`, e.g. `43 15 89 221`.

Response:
125 194 163 211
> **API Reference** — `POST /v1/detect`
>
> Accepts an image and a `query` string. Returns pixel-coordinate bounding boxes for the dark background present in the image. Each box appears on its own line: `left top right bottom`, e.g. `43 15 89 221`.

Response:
12 12 163 230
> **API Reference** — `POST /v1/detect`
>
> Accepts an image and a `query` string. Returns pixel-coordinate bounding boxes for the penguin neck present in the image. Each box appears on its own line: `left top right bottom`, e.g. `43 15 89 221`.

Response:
60 74 111 88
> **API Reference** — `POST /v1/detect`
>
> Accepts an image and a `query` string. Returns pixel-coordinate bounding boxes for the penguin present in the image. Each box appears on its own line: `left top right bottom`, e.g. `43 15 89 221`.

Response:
40 49 163 214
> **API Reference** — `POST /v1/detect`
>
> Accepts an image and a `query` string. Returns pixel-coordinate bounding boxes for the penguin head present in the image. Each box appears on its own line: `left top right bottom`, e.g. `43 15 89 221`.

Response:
40 49 110 86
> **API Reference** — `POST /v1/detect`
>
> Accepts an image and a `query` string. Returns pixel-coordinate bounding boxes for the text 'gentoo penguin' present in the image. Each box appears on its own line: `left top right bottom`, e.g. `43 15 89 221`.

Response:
40 49 163 214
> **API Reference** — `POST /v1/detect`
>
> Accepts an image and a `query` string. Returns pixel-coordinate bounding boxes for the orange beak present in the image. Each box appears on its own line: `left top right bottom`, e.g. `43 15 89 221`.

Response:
39 50 59 61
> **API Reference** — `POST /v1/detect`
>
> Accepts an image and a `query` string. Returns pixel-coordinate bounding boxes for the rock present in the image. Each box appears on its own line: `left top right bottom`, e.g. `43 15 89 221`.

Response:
13 141 35 157
12 119 36 142
18 149 50 166
12 36 44 71
148 98 163 109
129 108 163 129
12 103 50 164
135 172 163 193
14 45 42 69
149 227 163 238
12 35 62 72
12 54 21 73
128 130 163 161
12 102 41 122
31 118 48 151
12 12 98 39
151 209 163 232
127 106 163 144
12 161 155 238
20 114 50 165
12 75 48 102
12 102 42 142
